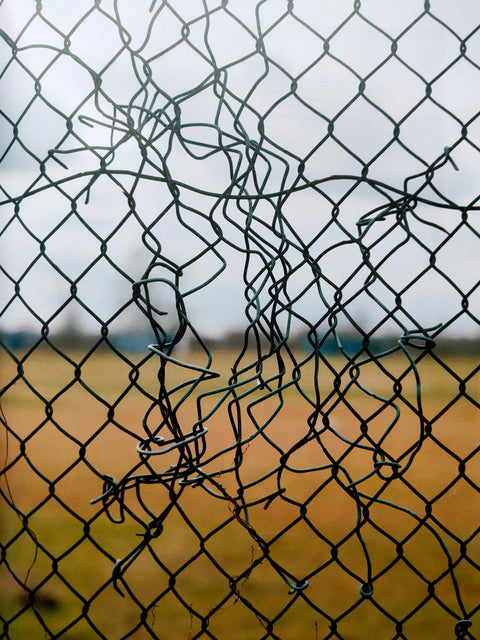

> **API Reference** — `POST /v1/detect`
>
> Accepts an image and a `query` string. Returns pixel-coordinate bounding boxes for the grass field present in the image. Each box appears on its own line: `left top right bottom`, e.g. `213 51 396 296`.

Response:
1 344 479 639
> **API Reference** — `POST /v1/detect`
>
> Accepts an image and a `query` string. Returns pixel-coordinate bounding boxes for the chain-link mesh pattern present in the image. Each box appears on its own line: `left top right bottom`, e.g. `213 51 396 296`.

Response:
1 1 480 638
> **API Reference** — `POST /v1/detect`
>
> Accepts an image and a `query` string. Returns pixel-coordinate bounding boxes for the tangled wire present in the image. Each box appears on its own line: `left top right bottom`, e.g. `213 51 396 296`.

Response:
91 131 475 634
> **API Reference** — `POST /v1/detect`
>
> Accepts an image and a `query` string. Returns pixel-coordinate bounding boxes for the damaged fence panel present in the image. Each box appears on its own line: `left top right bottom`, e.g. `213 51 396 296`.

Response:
1 2 480 639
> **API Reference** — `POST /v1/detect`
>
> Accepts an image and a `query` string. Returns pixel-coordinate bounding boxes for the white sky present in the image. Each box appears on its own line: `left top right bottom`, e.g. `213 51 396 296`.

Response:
1 0 480 339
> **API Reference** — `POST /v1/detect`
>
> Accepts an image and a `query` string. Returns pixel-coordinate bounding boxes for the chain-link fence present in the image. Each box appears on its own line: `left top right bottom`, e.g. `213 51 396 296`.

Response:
1 1 480 638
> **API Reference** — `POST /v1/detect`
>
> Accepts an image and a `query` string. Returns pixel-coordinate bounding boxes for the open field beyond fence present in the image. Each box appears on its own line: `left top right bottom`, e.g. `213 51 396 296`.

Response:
1 346 480 639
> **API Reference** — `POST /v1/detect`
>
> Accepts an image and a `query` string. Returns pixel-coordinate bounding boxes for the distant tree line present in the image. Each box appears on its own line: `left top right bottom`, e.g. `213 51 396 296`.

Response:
1 326 477 357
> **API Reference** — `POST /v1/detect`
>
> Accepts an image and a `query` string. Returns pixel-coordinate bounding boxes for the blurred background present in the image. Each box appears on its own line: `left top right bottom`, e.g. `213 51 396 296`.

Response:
1 0 479 351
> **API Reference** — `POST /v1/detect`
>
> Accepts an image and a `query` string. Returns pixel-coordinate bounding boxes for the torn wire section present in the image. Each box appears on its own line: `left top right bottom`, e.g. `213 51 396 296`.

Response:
95 151 471 622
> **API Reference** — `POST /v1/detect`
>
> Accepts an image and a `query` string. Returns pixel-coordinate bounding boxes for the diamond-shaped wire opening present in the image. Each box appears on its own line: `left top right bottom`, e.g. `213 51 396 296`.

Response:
397 14 461 80
40 53 95 117
54 536 114 602
144 507 204 574
3 524 54 589
399 99 461 161
78 190 132 245
297 55 359 120
26 499 86 558
17 15 66 59
17 342 76 399
246 61 295 116
45 214 103 281
95 48 144 108
16 572 86 637
399 268 464 330
329 13 392 78
51 461 107 522
306 133 366 176
14 187 73 240
15 256 72 323
1 379 48 443
263 14 324 78
174 486 237 539
171 551 233 617
268 517 333 578
333 97 394 161
73 259 134 324
400 436 461 500
402 522 459 584
369 140 426 186
203 519 261 577
24 421 82 482
230 559 305 624
414 355 464 412
79 421 143 487
366 56 426 122
68 10 124 74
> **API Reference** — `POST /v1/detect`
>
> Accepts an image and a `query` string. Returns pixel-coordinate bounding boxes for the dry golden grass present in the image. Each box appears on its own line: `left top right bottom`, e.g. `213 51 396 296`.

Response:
1 345 479 639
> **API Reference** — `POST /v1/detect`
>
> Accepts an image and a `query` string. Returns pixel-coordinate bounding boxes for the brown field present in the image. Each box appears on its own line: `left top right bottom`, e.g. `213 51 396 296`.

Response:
1 345 480 639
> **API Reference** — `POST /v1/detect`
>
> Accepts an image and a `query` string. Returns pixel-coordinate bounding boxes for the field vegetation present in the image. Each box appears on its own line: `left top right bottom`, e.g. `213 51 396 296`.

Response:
1 344 479 639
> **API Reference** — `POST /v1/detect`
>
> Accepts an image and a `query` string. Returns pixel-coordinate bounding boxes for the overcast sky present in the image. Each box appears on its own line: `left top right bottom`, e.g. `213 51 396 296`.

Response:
1 0 479 340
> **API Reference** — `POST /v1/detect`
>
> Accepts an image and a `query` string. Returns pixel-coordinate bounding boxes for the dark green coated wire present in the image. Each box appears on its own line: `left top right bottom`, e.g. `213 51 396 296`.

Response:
1 1 479 638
